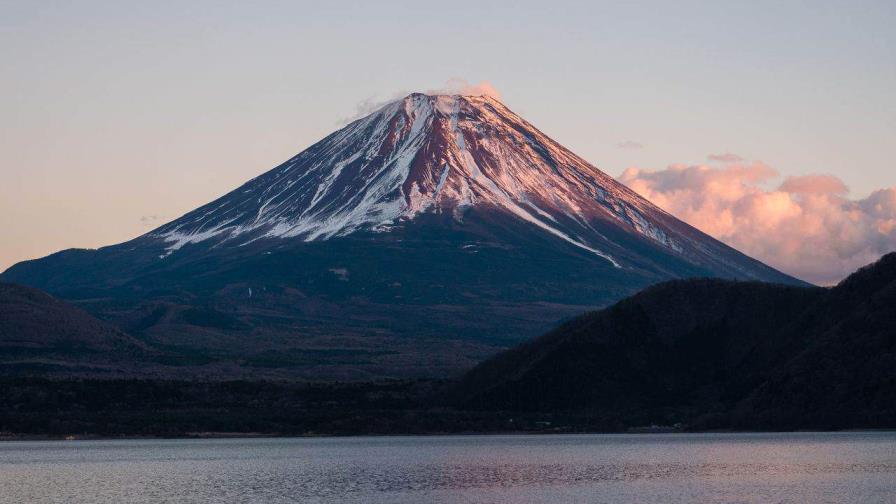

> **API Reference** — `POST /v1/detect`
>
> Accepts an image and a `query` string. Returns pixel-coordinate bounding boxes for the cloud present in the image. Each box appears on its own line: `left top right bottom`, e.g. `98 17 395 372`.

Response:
618 160 896 285
351 96 399 118
779 174 848 195
708 153 744 163
427 78 502 100
616 140 645 150
340 79 501 125
140 214 169 228
339 92 409 125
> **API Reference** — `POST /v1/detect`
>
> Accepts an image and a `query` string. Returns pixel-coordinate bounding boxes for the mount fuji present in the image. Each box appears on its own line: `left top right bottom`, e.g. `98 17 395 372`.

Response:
2 93 804 379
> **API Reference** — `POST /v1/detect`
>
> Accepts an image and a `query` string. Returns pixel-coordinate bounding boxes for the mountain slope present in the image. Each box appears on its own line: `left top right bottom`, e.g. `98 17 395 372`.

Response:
147 94 795 281
0 283 150 374
1 93 803 379
453 253 896 429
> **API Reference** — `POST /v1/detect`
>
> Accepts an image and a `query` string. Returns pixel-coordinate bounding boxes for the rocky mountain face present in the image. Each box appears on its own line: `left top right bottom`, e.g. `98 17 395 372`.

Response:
1 93 802 379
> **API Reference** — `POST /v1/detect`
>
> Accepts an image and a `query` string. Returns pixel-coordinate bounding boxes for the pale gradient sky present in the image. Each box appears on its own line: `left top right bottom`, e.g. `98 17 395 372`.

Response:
2 1 895 275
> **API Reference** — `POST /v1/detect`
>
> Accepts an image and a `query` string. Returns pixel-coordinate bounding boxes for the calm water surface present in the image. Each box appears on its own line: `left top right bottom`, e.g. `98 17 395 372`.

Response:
1 432 895 503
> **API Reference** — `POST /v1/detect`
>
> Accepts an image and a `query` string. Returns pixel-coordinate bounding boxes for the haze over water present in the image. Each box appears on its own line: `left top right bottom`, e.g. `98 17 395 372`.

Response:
2 432 895 503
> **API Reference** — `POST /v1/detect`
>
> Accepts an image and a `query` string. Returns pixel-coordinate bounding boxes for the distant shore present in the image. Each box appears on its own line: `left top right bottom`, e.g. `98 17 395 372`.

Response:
6 428 896 443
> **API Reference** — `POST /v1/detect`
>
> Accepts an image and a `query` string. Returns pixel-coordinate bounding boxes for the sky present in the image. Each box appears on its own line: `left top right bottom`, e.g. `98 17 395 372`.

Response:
1 1 894 283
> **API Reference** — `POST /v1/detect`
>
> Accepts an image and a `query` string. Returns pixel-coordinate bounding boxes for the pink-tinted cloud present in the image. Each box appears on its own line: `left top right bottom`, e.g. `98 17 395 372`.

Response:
708 152 744 163
779 174 848 195
619 160 896 285
428 78 502 100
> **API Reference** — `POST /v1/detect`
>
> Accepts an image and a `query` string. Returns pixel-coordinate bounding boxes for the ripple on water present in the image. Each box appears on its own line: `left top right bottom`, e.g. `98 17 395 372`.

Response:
1 432 895 504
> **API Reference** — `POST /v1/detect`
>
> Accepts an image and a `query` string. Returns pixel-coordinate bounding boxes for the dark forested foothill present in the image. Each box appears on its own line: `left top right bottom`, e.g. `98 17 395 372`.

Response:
452 252 896 431
0 378 584 438
1 254 894 438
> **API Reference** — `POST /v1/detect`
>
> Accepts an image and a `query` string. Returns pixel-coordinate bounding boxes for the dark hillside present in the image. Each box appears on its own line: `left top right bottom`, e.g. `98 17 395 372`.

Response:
0 283 151 372
453 253 896 430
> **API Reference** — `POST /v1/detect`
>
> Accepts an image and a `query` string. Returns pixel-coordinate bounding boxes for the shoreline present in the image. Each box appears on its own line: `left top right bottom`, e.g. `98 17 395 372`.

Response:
4 428 896 443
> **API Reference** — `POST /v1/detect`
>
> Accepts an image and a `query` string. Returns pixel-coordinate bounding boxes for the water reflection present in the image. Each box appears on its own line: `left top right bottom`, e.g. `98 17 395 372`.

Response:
1 432 895 504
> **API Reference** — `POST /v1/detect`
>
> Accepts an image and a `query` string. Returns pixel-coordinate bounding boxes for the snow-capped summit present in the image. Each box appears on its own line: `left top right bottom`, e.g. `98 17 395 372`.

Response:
148 93 786 280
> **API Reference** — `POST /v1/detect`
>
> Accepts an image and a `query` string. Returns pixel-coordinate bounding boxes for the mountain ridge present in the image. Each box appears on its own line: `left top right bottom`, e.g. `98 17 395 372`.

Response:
452 252 896 429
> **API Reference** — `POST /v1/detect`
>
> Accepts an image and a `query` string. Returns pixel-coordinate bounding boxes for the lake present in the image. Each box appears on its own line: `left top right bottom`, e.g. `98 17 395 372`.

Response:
1 432 895 503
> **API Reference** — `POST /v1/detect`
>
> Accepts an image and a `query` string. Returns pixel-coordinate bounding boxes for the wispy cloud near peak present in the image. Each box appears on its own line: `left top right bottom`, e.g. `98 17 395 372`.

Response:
426 78 502 100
